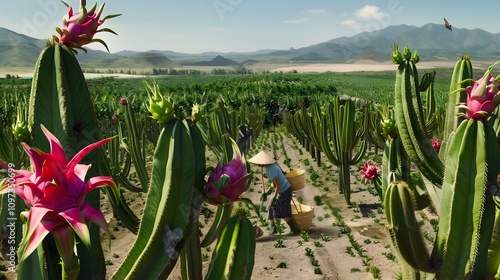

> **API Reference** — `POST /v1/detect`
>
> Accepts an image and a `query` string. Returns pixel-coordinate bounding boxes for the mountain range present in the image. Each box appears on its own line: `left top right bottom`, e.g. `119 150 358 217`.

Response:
1 23 499 69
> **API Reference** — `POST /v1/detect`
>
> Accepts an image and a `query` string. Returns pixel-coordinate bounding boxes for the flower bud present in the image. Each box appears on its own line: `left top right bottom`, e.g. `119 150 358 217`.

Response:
146 81 175 124
191 103 202 124
463 65 500 119
412 50 420 64
11 105 30 142
431 139 441 153
391 43 403 64
119 97 127 105
403 45 412 61
204 141 250 204
381 118 397 138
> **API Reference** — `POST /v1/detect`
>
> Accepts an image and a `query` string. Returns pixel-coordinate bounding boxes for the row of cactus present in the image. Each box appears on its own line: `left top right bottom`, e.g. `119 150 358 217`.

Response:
283 96 366 204
200 100 264 158
0 1 262 279
378 44 500 279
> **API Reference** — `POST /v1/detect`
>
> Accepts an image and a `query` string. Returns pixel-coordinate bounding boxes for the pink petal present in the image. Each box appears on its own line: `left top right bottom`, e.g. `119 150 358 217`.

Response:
21 143 44 176
66 136 115 177
81 202 109 236
40 125 68 165
25 207 52 244
73 164 90 182
80 176 116 199
58 207 91 247
20 183 44 205
221 174 251 201
19 219 55 262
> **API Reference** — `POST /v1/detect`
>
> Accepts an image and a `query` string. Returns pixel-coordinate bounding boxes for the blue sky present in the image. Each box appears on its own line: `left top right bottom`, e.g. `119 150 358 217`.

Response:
2 0 499 54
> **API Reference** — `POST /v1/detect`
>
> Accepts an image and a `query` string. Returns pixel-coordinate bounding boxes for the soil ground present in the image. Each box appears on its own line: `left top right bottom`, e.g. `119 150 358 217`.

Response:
99 130 401 280
0 129 404 279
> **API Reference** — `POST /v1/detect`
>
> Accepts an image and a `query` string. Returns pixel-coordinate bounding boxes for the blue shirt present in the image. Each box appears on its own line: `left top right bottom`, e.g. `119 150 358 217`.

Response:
266 164 291 193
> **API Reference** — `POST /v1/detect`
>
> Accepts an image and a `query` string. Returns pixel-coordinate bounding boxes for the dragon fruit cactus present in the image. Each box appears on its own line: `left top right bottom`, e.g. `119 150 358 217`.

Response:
383 45 500 279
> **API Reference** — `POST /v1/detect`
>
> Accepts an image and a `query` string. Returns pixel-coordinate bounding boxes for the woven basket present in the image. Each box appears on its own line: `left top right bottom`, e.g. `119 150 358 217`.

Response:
290 202 314 231
285 169 306 191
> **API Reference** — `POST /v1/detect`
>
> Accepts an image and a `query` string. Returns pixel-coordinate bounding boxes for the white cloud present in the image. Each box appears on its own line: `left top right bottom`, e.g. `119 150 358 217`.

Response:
340 19 362 29
284 17 310 24
304 8 327 14
355 5 389 20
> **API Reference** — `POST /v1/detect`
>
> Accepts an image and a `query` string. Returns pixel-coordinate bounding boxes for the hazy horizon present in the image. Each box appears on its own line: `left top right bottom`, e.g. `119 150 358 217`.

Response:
2 0 499 54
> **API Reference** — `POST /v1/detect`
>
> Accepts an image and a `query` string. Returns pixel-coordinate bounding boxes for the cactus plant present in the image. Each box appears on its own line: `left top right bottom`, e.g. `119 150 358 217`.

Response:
382 45 500 279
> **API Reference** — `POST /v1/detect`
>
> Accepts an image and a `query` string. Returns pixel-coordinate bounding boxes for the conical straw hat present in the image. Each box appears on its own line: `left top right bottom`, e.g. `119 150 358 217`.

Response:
248 150 275 165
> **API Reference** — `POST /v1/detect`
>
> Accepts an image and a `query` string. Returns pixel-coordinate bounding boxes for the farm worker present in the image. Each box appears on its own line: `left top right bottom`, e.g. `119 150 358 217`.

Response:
248 151 298 235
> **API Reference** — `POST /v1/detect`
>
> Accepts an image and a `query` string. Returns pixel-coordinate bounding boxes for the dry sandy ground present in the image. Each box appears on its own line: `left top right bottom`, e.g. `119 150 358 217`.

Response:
1 59 489 78
98 131 400 280
0 130 403 280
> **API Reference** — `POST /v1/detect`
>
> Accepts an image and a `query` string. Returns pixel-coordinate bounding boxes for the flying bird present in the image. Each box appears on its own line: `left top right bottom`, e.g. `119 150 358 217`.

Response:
444 18 452 31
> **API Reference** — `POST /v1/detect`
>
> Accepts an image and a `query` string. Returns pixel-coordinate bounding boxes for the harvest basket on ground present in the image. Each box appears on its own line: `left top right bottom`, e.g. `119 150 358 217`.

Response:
290 198 314 231
285 169 306 191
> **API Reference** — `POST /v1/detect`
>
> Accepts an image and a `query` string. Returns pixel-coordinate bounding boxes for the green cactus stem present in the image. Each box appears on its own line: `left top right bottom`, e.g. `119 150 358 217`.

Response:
28 44 106 278
319 97 366 204
434 119 499 279
111 119 206 279
486 209 500 278
393 57 444 186
384 181 436 273
440 56 473 158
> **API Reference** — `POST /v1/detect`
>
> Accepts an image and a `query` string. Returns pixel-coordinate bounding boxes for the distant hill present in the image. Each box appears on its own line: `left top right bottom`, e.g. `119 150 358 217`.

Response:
83 52 179 68
265 23 500 62
0 27 45 67
191 55 240 66
1 23 500 69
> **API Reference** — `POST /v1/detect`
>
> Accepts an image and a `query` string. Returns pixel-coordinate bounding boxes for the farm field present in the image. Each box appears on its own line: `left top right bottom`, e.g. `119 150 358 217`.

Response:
0 58 494 280
101 129 404 280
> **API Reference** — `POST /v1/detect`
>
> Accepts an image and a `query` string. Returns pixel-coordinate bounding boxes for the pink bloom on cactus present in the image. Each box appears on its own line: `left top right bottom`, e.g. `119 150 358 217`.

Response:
0 125 117 264
111 115 117 122
431 138 441 153
205 147 250 204
119 97 127 105
54 0 121 52
464 72 500 119
299 103 304 108
361 161 379 182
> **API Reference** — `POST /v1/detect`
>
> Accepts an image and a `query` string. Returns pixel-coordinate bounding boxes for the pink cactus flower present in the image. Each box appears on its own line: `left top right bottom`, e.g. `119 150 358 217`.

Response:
119 97 127 105
431 138 441 153
205 146 250 204
54 0 120 52
0 125 117 265
361 161 379 182
464 71 500 119
111 115 117 122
